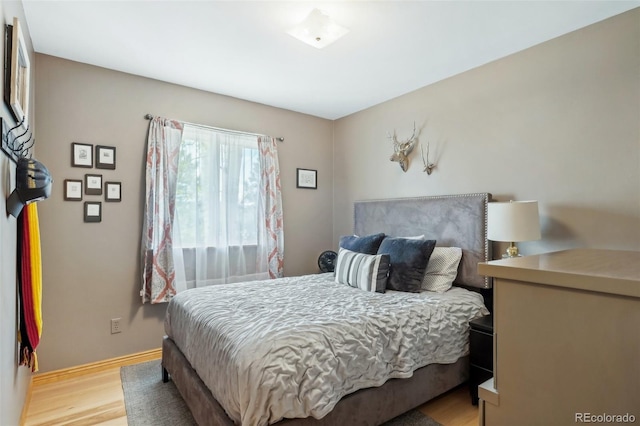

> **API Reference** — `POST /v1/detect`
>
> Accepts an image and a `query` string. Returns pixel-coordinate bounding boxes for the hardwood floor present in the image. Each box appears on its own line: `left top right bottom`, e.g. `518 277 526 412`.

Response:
25 367 128 426
419 385 480 426
25 360 478 426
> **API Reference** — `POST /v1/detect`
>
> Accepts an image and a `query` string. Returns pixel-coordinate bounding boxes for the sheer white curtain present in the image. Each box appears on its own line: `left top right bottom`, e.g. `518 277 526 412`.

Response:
173 124 279 288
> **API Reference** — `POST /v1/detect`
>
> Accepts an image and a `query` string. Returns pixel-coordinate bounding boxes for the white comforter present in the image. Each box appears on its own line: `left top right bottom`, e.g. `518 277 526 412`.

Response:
164 273 489 426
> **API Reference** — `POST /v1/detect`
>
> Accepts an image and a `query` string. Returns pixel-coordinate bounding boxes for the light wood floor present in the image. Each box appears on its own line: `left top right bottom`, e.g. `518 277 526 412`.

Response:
25 361 478 426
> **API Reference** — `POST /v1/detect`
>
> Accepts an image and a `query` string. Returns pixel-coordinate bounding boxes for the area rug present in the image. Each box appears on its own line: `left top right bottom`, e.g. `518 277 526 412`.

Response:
121 360 442 426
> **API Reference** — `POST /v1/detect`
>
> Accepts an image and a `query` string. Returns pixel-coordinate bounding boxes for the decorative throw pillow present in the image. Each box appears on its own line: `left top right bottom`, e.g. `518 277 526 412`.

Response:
334 248 390 293
339 233 386 255
421 247 463 293
377 237 436 292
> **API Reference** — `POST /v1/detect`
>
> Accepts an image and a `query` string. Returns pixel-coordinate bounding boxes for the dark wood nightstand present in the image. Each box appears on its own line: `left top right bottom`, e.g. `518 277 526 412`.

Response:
469 314 493 405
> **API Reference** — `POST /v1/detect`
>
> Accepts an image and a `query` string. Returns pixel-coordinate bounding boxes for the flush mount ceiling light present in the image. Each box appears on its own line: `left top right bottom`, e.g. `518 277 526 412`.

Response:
287 8 349 49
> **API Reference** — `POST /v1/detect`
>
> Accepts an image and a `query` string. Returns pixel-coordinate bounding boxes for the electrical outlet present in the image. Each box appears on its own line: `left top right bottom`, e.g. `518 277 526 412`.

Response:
111 318 122 334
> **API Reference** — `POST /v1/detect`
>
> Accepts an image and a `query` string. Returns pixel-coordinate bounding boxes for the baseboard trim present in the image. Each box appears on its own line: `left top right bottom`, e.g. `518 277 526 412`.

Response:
32 348 162 386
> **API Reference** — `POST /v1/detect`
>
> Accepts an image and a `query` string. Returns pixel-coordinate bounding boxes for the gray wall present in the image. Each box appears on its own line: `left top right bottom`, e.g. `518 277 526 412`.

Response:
34 55 334 372
0 1 35 424
333 9 640 257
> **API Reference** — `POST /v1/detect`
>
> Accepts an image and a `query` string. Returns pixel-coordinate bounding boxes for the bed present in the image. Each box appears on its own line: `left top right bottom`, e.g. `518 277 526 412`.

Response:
161 192 493 426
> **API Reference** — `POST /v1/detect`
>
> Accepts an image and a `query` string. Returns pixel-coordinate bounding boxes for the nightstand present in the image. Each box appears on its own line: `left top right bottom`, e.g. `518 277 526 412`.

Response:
469 314 493 405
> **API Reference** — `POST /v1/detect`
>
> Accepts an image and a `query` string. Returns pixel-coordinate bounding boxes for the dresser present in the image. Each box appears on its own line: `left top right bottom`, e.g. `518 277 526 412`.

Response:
477 249 640 426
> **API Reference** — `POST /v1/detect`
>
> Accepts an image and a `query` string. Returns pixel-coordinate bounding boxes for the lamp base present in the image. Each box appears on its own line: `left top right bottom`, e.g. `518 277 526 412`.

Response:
502 253 523 259
502 242 521 258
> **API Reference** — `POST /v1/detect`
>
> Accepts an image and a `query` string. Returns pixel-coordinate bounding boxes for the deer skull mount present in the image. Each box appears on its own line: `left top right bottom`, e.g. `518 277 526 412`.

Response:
421 141 436 175
388 123 417 172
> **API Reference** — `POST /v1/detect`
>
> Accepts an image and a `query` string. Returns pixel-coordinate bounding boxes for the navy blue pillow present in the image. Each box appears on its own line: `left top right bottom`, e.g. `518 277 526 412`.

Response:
377 237 437 292
339 233 386 255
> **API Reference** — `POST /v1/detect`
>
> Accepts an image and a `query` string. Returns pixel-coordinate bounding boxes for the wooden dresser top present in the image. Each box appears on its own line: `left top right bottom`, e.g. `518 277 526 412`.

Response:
478 248 640 298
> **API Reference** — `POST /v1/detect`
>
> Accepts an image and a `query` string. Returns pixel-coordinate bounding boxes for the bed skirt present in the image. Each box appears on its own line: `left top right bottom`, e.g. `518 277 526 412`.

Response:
161 336 469 426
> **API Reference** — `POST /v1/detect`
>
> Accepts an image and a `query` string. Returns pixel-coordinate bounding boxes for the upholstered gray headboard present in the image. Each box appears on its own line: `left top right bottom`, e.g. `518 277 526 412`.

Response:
354 193 492 289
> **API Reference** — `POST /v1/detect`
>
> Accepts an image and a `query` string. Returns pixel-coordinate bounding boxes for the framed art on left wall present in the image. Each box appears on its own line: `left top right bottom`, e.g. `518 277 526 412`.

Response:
64 179 82 201
96 145 116 169
72 143 93 168
84 201 102 223
84 174 102 195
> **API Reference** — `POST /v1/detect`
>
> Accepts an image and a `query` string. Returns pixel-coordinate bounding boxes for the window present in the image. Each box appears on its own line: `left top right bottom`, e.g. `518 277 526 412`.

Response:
175 124 260 248
142 116 283 300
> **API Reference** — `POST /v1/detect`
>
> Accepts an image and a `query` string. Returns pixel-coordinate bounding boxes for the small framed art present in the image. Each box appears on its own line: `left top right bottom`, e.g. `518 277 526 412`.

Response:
64 179 82 201
296 168 317 189
84 202 102 222
85 174 102 195
72 143 93 168
105 182 121 202
96 145 116 169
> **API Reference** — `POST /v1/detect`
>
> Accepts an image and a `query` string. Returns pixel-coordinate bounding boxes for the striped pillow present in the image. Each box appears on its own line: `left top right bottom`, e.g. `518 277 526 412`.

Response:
335 248 390 293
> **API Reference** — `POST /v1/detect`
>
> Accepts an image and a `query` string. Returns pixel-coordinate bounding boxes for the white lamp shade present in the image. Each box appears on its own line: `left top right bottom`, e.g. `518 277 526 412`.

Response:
287 9 349 49
488 201 541 242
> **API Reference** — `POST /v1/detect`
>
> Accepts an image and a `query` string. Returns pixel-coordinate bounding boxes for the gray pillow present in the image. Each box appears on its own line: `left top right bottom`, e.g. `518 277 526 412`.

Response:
378 237 436 292
339 233 385 255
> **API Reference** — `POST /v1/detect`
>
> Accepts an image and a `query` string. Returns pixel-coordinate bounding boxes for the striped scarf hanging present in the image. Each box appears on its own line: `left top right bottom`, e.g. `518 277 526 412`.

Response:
18 203 43 372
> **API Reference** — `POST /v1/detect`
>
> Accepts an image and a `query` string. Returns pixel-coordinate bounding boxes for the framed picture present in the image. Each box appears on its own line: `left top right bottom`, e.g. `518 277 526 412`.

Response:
4 18 30 127
296 168 317 189
96 145 116 170
63 179 82 201
105 181 121 202
84 201 102 223
72 143 93 168
85 174 102 195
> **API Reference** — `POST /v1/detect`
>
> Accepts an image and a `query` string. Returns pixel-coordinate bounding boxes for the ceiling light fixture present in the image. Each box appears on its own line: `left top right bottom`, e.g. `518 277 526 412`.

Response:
287 8 349 49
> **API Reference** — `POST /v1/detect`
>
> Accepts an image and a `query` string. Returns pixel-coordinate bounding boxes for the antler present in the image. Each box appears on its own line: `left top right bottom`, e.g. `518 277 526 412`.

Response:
421 140 436 175
388 122 417 172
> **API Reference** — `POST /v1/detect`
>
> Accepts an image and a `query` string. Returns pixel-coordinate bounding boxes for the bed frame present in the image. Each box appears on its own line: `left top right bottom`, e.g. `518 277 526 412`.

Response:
162 192 492 426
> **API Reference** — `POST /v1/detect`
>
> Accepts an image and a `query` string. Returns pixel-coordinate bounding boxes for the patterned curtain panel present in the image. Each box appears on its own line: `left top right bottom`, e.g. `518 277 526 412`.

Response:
141 117 184 304
257 136 284 278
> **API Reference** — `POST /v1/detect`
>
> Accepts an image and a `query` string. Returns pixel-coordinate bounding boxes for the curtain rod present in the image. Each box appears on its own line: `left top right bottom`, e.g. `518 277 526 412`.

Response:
144 114 284 142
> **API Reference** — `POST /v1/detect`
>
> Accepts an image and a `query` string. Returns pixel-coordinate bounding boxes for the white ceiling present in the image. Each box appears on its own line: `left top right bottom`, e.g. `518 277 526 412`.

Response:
22 1 639 120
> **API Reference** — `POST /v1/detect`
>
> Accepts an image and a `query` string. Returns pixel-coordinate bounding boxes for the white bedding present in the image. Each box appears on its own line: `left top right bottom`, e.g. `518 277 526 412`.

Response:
164 273 489 426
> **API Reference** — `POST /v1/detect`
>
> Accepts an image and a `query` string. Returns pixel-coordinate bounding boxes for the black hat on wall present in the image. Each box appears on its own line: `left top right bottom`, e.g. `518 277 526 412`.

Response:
6 157 53 218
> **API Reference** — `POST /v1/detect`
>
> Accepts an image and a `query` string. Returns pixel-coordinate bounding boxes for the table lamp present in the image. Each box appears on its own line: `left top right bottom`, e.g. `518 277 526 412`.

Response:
488 200 541 258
